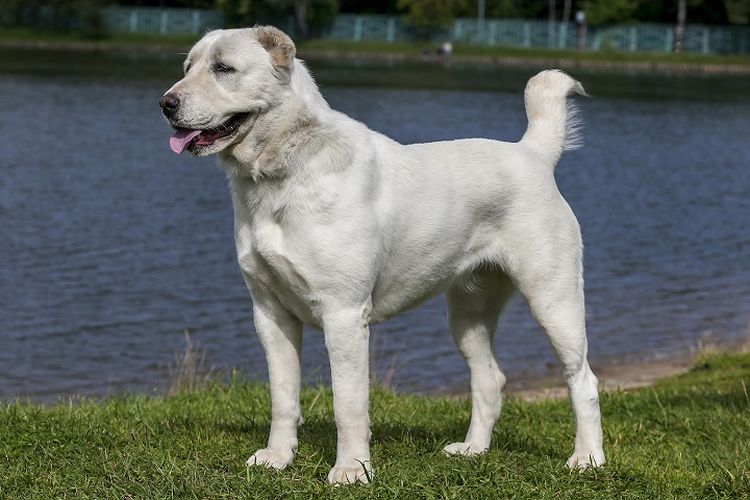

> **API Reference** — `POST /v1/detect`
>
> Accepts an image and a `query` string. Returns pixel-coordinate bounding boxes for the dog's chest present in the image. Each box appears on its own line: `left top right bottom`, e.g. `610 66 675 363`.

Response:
235 215 320 325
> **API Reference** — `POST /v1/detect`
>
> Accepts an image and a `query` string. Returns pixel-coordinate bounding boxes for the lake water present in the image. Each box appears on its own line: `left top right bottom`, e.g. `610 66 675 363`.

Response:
1 49 749 401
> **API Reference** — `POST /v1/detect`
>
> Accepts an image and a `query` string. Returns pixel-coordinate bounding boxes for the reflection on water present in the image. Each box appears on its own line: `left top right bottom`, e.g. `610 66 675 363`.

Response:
1 49 749 400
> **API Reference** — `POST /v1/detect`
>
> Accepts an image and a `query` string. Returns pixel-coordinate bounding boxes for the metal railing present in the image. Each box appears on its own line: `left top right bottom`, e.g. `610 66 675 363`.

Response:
102 7 224 35
80 7 750 54
325 14 750 55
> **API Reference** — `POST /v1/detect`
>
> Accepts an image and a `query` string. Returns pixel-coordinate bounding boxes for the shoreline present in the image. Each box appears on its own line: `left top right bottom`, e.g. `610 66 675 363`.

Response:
2 38 750 75
505 353 696 401
4 348 720 404
505 335 750 401
0 347 704 406
300 48 750 75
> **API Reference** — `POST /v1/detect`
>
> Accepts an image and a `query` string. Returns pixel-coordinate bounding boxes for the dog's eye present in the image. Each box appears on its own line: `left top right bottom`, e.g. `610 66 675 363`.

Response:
213 63 236 74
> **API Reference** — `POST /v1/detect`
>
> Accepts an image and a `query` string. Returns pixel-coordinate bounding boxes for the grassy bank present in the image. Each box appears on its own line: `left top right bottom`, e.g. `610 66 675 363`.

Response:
298 40 750 75
2 28 749 74
3 352 750 498
299 39 750 66
0 28 198 49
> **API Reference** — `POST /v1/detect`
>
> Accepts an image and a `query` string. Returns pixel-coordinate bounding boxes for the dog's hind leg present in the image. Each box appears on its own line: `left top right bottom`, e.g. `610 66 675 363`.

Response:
510 213 605 468
443 271 514 456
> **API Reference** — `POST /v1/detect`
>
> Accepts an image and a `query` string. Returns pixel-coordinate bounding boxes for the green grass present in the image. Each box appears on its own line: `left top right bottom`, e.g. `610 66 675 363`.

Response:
3 352 750 498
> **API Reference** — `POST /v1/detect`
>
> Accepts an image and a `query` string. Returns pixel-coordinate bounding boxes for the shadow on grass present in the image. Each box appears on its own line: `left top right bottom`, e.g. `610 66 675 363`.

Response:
211 414 568 467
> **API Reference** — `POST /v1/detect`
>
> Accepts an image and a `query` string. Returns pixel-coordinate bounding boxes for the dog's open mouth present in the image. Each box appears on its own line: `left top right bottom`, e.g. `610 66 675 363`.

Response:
169 113 249 154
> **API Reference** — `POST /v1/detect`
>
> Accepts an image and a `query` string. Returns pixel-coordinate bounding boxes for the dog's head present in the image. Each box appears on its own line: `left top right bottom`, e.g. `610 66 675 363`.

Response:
160 26 295 157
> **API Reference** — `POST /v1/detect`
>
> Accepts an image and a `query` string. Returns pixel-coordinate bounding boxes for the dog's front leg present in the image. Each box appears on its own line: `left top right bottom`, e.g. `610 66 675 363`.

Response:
323 308 373 485
246 289 303 470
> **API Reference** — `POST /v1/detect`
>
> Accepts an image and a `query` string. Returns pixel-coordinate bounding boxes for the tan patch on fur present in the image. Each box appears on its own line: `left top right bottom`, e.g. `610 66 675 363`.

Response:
256 26 296 69
253 105 321 179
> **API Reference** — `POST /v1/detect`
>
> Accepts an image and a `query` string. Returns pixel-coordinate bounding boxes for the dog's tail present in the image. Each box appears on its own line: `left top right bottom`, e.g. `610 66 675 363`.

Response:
520 69 587 169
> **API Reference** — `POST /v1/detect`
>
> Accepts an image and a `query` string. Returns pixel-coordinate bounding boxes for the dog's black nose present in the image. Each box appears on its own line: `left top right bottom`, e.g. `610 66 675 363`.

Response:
159 93 180 114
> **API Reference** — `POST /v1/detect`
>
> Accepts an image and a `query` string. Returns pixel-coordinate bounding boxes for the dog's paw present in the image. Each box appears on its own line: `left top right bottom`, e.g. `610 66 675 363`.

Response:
566 450 606 469
327 460 373 485
246 447 295 470
443 441 488 456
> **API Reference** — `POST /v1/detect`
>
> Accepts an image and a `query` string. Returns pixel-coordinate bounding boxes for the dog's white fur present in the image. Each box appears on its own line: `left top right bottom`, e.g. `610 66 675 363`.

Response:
163 26 605 484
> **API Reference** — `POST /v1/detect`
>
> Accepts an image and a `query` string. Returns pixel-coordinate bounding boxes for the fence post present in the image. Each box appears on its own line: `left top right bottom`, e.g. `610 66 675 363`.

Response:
160 10 168 34
489 20 497 45
665 27 674 52
129 10 138 33
191 11 200 34
354 16 363 41
629 26 637 51
591 32 600 50
454 20 462 40
523 22 530 47
287 16 295 37
702 27 710 53
387 17 395 42
559 21 568 48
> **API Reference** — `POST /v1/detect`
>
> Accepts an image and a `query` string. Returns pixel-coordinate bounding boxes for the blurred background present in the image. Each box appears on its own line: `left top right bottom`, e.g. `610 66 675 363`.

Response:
0 0 748 402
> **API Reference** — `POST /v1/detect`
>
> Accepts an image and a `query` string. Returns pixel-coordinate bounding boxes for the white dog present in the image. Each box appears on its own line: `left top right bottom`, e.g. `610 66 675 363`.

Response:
160 26 605 484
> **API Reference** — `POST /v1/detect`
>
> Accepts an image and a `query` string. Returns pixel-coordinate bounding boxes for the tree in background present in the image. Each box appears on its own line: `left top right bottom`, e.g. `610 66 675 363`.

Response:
631 0 729 25
724 0 750 24
0 0 108 37
216 0 337 37
215 0 258 27
426 0 745 26
215 0 251 26
581 0 733 26
213 0 747 31
118 0 215 6
397 0 461 31
579 0 636 25
3 0 744 40
485 0 551 19
99 0 750 27
338 0 400 14
286 0 339 38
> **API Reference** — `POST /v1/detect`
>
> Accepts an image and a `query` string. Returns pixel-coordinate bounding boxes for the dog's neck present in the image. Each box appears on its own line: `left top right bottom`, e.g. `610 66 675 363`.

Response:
219 60 331 181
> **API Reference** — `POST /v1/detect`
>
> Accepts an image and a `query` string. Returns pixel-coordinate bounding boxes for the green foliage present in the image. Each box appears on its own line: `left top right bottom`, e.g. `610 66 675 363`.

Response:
115 0 215 6
215 0 338 37
2 351 750 497
338 0 400 14
397 0 460 29
486 0 532 18
725 0 750 24
295 0 339 37
215 0 253 27
582 0 734 26
486 0 551 20
580 0 638 25
0 0 109 38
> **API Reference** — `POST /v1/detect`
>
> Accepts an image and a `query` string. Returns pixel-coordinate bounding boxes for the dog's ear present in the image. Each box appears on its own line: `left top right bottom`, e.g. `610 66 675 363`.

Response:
255 26 296 70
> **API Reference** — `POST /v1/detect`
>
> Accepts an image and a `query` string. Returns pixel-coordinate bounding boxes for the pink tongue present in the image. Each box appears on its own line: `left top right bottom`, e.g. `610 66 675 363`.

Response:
169 129 202 154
